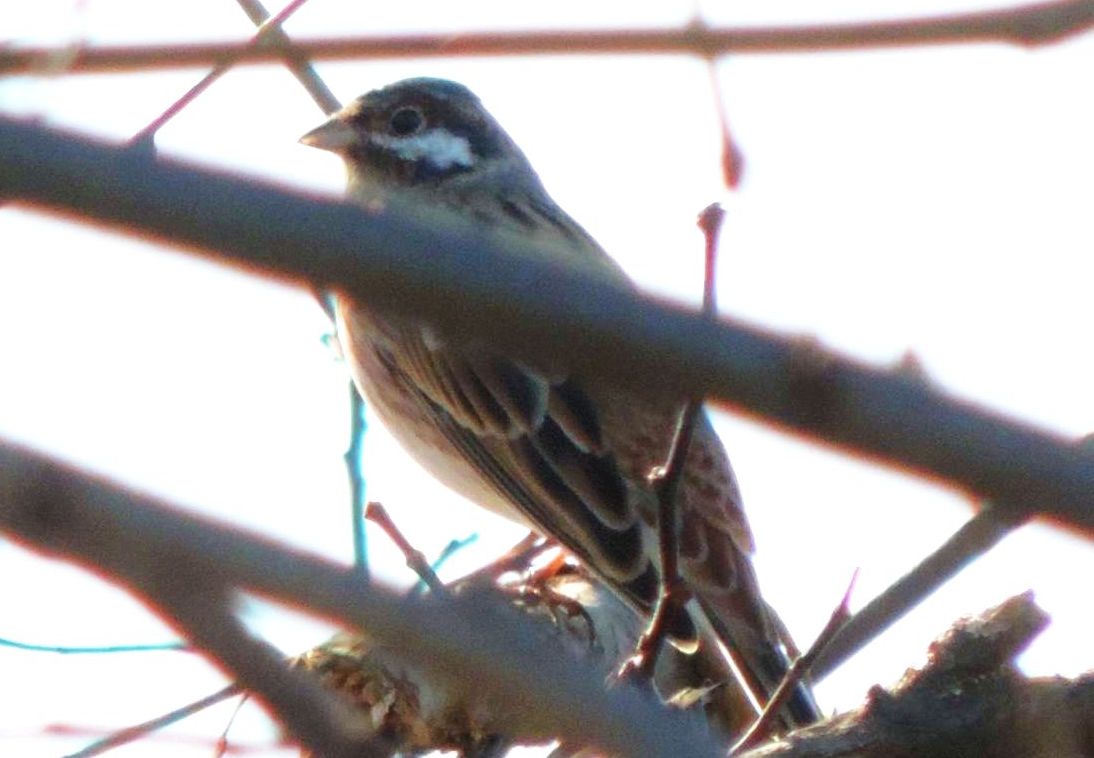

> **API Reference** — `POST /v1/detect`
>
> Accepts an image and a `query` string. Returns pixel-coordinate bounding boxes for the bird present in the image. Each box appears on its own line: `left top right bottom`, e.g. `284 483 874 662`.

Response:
300 77 819 732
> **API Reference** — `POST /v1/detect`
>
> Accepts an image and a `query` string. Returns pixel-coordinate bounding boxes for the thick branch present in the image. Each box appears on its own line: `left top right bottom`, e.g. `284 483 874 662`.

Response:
1 119 1091 536
3 1 1092 75
121 568 381 758
739 594 1093 758
0 439 718 758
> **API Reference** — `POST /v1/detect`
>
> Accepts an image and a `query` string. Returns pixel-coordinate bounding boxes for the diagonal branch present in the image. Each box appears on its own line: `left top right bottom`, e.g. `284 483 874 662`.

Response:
231 0 341 115
2 0 1091 75
1 118 1091 538
66 684 242 758
117 570 382 758
809 504 1023 679
128 0 318 145
0 438 719 758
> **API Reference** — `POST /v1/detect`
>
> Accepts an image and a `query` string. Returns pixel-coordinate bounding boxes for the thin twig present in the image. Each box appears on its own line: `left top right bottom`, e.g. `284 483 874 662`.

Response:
0 637 186 654
213 692 252 758
2 119 1092 537
226 1 363 585
697 203 724 312
620 204 726 680
230 0 342 326
4 0 1092 75
810 504 1023 680
364 501 448 596
64 684 242 758
705 63 745 190
231 0 342 115
127 0 315 146
346 382 370 581
411 532 479 596
619 403 704 681
732 571 858 754
122 0 340 331
457 532 550 588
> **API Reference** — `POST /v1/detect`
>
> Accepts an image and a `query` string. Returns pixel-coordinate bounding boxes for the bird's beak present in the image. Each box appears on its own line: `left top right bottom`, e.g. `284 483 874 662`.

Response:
299 115 357 153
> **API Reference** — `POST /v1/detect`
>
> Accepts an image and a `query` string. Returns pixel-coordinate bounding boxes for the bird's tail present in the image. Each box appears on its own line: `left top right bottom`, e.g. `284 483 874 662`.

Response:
692 589 821 730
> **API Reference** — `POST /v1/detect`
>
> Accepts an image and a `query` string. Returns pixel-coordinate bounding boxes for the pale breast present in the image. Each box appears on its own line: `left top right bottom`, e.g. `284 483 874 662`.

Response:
334 297 532 526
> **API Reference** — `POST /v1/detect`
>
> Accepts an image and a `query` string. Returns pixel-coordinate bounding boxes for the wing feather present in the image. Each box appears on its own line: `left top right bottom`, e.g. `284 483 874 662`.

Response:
375 337 648 582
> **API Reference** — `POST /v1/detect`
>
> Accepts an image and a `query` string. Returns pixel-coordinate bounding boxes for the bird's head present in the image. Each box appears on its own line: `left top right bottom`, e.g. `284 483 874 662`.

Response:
300 77 531 192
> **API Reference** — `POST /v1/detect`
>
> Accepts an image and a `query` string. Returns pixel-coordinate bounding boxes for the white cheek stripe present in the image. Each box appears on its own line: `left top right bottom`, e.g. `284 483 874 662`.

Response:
370 129 474 170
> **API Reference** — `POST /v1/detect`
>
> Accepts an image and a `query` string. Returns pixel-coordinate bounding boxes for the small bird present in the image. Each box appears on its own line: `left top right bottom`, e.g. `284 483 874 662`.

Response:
301 78 818 731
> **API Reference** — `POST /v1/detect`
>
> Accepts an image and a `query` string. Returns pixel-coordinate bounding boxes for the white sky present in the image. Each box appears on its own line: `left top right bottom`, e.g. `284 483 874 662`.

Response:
1 1 1092 755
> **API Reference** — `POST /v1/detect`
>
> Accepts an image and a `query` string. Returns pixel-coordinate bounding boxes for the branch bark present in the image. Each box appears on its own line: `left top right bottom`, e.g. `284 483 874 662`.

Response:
1 118 1091 538
0 439 1088 755
738 593 1093 758
3 0 1092 75
0 439 718 758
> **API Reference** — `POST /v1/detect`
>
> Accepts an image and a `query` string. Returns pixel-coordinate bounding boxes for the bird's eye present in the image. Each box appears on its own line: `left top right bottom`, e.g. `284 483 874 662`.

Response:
389 107 424 137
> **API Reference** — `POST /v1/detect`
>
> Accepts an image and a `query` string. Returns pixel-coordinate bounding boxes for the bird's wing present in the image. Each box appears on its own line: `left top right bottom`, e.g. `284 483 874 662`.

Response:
381 331 654 587
384 183 762 613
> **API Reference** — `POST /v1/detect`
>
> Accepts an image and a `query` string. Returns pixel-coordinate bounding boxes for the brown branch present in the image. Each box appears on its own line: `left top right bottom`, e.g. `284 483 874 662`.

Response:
365 501 448 595
2 1 1091 75
44 530 379 758
705 64 745 191
618 400 703 682
0 438 720 758
738 594 1092 758
127 0 315 145
733 572 857 753
810 503 1023 680
295 566 647 755
231 0 341 115
620 204 725 681
2 119 1091 538
65 684 242 758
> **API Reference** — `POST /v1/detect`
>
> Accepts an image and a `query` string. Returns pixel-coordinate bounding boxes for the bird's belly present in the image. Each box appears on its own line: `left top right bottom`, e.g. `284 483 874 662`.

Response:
378 399 531 527
335 300 533 528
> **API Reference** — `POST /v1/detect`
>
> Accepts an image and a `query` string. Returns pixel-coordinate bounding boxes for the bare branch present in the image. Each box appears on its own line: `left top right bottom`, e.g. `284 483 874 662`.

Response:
295 567 645 755
66 684 241 758
15 472 380 758
1 119 1091 538
124 571 380 758
365 501 448 595
127 0 316 145
810 504 1022 679
231 0 341 115
0 438 720 758
622 204 725 682
733 572 857 753
3 1 1092 75
737 594 1092 758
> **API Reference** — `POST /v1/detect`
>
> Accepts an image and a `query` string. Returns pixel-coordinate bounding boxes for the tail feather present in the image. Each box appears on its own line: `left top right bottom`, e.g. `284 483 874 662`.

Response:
695 595 821 729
